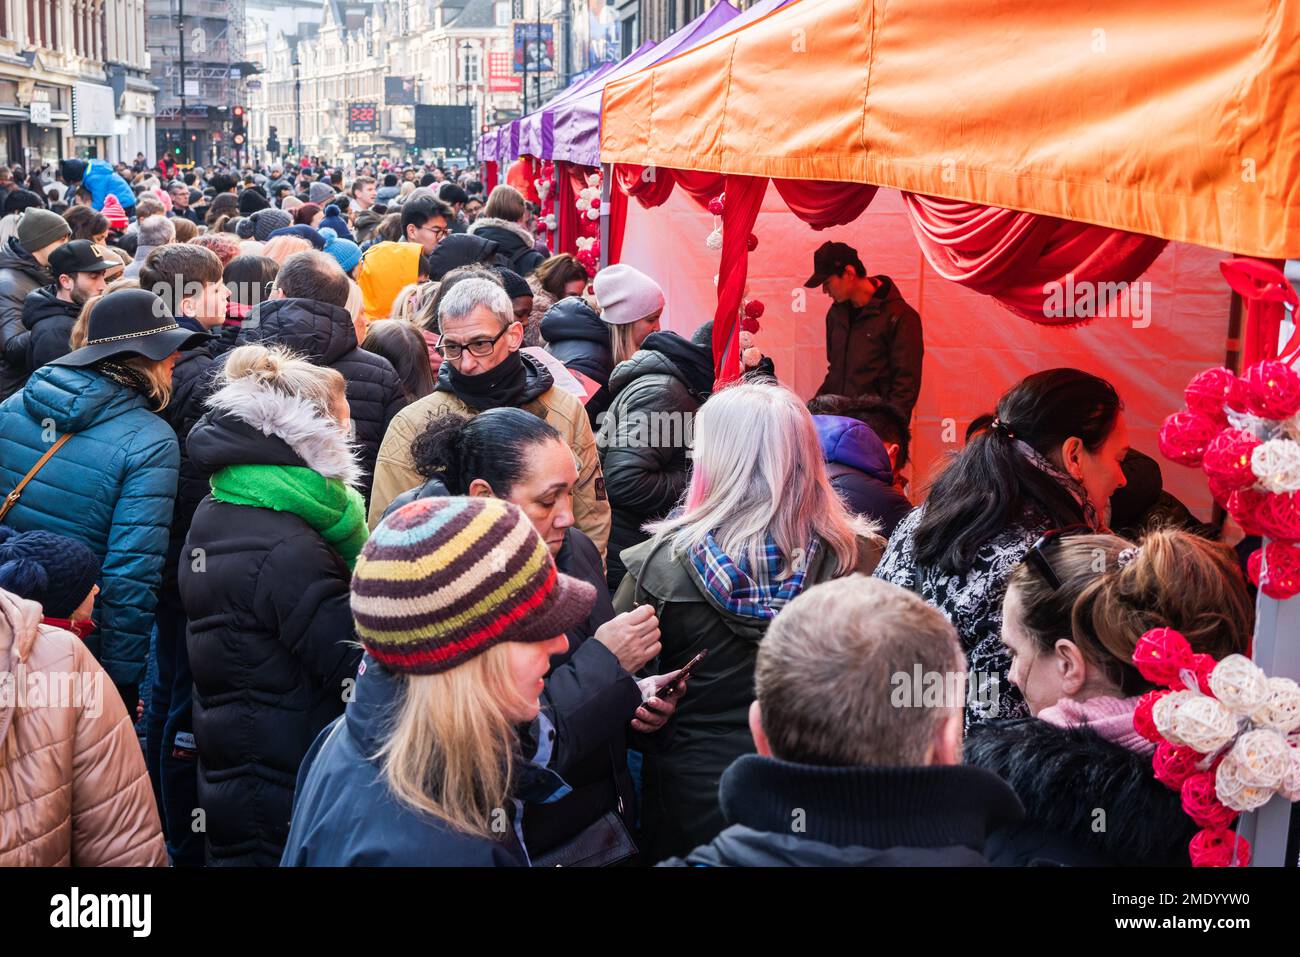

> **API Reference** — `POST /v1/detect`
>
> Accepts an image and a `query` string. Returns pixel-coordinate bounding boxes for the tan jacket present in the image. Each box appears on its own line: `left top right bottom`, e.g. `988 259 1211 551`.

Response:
368 385 612 557
0 589 167 866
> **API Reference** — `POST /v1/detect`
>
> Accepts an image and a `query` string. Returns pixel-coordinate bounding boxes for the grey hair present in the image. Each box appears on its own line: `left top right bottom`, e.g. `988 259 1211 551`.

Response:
437 276 512 329
139 215 176 247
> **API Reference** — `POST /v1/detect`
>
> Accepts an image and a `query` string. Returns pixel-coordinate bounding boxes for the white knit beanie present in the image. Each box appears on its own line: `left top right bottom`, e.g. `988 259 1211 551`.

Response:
593 264 665 326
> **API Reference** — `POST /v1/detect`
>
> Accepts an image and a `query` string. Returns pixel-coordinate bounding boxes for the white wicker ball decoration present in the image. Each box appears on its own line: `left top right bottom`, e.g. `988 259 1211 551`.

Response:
1152 689 1197 747
1208 654 1270 716
1170 695 1239 753
1251 676 1300 734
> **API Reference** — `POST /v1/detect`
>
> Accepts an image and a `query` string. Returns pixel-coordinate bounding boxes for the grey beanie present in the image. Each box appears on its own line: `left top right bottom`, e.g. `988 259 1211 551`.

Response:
308 181 335 205
17 208 71 253
252 208 293 243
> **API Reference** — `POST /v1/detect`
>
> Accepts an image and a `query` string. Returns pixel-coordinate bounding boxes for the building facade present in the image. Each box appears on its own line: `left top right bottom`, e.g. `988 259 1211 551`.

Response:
146 0 253 165
0 0 155 169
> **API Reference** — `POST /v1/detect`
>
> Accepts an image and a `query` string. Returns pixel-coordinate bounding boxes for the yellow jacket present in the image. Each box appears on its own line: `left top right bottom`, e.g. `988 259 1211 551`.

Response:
369 384 612 558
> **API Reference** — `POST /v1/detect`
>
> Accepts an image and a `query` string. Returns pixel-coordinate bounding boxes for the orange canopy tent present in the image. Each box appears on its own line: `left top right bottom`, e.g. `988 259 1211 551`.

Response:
602 0 1300 259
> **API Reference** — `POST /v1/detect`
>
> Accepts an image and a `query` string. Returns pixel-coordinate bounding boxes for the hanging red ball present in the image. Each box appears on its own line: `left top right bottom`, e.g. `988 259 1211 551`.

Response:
1225 486 1267 536
1188 826 1251 867
1243 359 1300 420
1191 653 1217 696
1201 429 1261 492
1133 688 1170 743
743 299 765 321
1184 367 1241 425
1157 410 1220 467
1248 541 1300 600
1181 772 1239 829
746 234 759 251
1152 740 1202 791
1132 627 1195 687
1254 490 1300 541
740 315 761 334
707 196 725 216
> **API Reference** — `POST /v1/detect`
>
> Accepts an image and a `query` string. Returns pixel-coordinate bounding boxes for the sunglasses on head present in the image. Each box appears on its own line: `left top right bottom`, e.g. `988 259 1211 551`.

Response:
1022 524 1091 591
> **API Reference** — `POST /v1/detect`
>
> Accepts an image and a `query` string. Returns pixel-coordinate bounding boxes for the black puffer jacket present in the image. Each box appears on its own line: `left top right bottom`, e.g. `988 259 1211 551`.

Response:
598 332 713 591
180 388 362 867
468 216 546 276
541 296 614 425
0 286 79 395
238 296 407 498
0 239 52 399
965 718 1195 866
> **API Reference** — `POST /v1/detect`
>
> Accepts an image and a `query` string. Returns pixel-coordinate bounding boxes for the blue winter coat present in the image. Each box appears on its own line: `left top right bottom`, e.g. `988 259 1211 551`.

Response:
83 159 137 212
281 653 571 867
813 414 913 538
0 365 179 686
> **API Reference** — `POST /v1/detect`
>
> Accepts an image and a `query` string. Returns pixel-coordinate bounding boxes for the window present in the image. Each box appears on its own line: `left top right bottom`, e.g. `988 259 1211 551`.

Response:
494 2 510 26
462 51 480 84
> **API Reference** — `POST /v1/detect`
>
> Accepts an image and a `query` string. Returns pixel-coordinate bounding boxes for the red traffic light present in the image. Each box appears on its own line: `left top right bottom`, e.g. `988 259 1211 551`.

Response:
233 134 246 145
232 105 245 118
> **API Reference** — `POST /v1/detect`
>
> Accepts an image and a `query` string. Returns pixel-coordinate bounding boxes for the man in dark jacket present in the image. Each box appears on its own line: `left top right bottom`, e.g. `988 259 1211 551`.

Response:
662 576 1023 866
241 250 407 497
0 209 70 397
598 330 713 591
806 241 923 418
2 240 117 395
813 414 913 538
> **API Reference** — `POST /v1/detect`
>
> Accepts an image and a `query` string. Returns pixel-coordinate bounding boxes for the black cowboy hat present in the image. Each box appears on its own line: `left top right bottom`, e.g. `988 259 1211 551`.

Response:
50 288 210 367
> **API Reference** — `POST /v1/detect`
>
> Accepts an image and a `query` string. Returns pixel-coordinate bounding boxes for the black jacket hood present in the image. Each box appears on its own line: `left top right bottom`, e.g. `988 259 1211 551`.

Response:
186 406 309 477
423 233 499 281
609 331 713 401
541 296 607 347
0 238 50 283
21 285 79 330
240 296 357 365
965 718 1195 866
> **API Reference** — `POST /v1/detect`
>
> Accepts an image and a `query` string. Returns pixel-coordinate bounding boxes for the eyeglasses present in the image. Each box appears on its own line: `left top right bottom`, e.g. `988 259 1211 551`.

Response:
437 325 511 359
419 224 449 240
1021 524 1091 591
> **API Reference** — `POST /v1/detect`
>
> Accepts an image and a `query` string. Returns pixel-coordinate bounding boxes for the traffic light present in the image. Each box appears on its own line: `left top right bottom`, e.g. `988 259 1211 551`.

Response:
267 124 280 155
232 105 246 137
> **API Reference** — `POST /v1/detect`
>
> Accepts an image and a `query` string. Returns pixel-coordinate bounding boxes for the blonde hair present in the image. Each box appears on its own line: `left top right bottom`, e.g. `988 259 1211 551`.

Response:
261 235 313 266
375 644 532 837
609 322 641 366
220 343 346 417
389 282 427 323
345 278 368 343
646 382 875 577
483 184 527 223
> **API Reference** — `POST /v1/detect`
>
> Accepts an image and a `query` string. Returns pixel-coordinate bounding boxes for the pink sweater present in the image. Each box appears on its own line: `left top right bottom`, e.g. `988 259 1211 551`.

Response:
1037 695 1154 756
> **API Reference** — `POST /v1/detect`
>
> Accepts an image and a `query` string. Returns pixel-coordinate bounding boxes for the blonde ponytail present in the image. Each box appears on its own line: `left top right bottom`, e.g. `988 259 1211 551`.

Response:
221 344 346 417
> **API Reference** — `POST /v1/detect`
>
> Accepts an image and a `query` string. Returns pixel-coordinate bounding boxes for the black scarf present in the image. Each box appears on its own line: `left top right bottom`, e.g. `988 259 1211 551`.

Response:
96 360 161 410
438 349 531 412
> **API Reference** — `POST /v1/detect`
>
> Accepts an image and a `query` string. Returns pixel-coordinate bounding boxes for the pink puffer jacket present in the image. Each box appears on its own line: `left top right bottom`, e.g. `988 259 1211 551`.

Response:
0 589 167 866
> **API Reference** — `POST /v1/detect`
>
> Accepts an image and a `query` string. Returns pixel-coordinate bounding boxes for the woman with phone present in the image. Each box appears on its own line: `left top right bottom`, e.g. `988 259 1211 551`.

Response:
615 381 886 863
386 406 686 864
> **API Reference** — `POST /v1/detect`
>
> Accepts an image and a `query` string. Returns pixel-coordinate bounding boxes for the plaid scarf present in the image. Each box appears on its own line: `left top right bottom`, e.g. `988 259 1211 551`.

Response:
690 533 821 620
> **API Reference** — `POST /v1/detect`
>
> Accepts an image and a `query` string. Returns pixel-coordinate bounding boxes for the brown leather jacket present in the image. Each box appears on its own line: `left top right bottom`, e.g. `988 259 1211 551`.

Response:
0 589 167 866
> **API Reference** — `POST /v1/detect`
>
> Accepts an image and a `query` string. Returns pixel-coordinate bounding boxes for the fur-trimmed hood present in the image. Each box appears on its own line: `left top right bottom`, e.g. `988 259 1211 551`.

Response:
965 718 1195 866
467 215 536 252
188 376 363 487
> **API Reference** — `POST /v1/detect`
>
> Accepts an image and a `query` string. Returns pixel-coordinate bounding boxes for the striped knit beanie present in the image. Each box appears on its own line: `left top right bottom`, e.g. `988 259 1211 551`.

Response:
351 497 596 674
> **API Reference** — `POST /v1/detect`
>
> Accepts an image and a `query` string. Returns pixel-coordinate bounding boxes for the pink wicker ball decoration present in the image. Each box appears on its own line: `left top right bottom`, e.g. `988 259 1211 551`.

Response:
1133 627 1195 687
1153 740 1203 791
1225 487 1267 536
1254 490 1300 541
1133 688 1169 743
1244 359 1300 420
707 196 725 216
1248 541 1300 601
1184 367 1240 425
1158 410 1220 467
1181 771 1239 829
1188 827 1251 867
1201 430 1262 492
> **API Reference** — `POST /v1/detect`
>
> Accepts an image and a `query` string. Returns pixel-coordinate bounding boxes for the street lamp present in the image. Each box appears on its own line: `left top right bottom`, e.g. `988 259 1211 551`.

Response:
461 40 475 158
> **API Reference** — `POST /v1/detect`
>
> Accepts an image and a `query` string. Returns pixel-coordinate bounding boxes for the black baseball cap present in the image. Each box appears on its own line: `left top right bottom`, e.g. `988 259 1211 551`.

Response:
804 241 865 287
49 240 119 278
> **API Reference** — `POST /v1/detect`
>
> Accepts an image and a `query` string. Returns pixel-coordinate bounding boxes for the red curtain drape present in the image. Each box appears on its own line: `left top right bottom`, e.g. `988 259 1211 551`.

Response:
772 179 879 230
555 161 580 257
901 193 1168 324
712 175 766 385
483 161 499 193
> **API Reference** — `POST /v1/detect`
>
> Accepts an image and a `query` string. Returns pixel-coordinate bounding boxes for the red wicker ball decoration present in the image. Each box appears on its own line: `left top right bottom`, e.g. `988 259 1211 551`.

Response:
1225 487 1267 536
1133 688 1169 743
1208 474 1239 508
743 299 765 320
707 196 725 216
1184 367 1240 425
746 233 758 252
1152 741 1202 791
1248 541 1300 600
1191 653 1217 696
1254 490 1300 541
740 316 761 335
1132 627 1195 687
1158 410 1220 467
1201 429 1261 492
1188 827 1251 867
1181 771 1239 829
1244 359 1300 420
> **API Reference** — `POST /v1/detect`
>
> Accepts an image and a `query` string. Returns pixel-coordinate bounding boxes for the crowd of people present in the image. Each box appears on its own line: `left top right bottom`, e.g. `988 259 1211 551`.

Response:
0 151 1281 868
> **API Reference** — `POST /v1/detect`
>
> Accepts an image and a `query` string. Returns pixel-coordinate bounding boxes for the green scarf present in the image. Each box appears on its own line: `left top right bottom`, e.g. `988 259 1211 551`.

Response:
209 464 368 570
